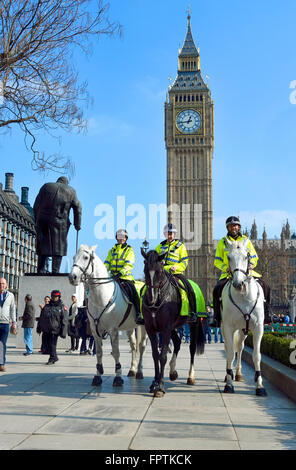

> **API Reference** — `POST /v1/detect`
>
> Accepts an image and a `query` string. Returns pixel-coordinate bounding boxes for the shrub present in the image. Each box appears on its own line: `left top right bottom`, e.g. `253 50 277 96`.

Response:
245 332 296 370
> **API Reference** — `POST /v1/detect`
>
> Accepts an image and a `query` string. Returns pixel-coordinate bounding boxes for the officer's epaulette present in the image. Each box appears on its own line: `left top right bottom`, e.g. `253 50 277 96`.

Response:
161 239 182 248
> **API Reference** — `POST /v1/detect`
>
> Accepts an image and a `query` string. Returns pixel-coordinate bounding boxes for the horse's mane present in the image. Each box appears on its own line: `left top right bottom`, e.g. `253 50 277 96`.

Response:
145 250 163 270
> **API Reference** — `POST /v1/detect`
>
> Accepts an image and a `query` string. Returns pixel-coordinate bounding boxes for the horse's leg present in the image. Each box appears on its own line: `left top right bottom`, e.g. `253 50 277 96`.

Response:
110 329 124 387
135 325 146 380
169 329 181 381
223 325 236 393
155 330 171 397
252 324 267 396
235 330 246 382
148 332 161 394
126 329 137 378
92 333 103 387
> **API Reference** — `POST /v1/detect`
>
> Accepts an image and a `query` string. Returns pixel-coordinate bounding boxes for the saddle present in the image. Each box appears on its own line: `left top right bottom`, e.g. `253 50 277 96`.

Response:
174 277 206 318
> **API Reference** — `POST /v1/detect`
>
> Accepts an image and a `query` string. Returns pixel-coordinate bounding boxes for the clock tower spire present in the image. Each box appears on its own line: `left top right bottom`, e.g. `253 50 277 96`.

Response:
165 11 214 301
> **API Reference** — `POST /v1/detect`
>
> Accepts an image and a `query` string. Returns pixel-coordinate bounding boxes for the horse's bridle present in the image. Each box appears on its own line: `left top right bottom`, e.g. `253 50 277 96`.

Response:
72 250 113 286
72 250 133 336
228 251 250 279
227 252 259 335
143 267 170 310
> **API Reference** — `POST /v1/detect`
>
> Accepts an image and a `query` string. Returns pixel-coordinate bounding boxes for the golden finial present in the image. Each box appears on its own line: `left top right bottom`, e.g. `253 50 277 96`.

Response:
187 4 191 20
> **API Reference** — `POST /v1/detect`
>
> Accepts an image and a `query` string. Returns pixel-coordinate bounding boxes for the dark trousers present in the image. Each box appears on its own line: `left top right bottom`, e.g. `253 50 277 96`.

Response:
37 255 62 273
42 332 59 360
118 279 141 314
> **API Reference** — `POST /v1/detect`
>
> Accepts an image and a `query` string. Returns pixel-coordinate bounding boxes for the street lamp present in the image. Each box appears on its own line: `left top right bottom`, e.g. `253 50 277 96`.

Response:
142 237 149 253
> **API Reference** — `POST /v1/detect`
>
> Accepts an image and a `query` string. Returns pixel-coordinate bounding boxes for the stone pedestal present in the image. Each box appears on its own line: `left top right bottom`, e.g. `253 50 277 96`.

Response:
16 274 84 350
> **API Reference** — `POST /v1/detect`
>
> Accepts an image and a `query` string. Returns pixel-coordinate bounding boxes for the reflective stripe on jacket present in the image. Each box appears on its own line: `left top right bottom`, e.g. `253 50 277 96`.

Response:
214 234 261 279
155 239 188 274
104 243 135 281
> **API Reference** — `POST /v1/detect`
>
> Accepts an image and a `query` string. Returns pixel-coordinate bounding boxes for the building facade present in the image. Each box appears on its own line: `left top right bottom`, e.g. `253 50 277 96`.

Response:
165 12 215 300
0 173 37 300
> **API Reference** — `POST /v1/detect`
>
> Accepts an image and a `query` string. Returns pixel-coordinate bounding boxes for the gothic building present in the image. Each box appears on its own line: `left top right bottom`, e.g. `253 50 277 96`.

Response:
165 12 214 300
248 219 296 311
0 173 37 300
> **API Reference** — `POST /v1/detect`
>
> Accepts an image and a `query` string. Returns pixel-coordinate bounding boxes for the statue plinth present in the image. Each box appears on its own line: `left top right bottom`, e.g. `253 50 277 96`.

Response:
16 274 84 350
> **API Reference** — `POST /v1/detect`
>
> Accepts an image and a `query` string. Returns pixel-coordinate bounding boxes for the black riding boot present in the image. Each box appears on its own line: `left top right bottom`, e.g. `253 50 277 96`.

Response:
175 274 198 323
212 279 228 327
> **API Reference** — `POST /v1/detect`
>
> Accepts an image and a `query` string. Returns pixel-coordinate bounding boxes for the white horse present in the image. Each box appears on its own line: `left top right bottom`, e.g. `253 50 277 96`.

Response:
69 244 147 387
221 238 267 396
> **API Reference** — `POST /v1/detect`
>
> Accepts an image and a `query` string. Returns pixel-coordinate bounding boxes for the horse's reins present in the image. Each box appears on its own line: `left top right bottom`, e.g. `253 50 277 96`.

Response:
228 253 259 335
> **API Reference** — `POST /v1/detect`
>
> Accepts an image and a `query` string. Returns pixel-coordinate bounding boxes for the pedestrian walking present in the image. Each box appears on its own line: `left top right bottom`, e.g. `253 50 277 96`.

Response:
19 294 35 355
36 290 68 365
65 294 79 352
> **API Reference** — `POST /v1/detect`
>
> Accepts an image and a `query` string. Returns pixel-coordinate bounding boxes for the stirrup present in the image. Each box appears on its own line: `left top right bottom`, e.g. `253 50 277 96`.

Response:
136 314 145 325
187 312 198 323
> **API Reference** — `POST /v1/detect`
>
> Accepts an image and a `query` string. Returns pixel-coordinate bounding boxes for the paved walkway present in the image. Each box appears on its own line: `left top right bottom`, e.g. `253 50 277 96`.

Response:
1 336 296 450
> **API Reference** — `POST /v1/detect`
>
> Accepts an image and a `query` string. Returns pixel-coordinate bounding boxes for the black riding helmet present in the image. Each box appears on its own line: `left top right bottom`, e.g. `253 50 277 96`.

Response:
225 216 241 227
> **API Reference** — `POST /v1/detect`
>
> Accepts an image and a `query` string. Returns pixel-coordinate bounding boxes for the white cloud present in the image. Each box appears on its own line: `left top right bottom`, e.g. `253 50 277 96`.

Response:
134 76 166 102
87 115 133 137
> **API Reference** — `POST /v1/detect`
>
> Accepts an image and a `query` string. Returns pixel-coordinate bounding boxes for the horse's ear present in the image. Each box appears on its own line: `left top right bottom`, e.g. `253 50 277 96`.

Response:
141 247 147 259
90 245 98 253
224 237 233 248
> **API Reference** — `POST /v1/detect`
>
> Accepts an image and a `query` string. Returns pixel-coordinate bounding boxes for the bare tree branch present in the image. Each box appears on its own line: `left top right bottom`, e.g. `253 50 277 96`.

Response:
0 0 122 174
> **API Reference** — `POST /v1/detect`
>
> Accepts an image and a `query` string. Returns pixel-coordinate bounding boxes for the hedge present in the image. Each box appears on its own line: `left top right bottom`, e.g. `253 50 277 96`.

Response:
245 332 296 370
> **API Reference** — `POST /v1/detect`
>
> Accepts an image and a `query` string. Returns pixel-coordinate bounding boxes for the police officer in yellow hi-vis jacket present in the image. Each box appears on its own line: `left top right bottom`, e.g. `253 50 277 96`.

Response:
212 216 270 326
104 229 144 325
155 223 198 322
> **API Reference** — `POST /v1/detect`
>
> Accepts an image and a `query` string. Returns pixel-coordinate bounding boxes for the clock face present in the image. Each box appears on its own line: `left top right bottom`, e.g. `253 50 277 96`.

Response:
176 109 202 134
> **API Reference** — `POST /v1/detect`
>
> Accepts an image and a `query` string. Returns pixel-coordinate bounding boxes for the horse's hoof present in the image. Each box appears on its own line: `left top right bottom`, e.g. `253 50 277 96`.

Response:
235 374 244 382
224 384 235 393
256 387 267 397
136 372 144 380
127 370 136 378
113 376 124 387
187 377 195 385
169 371 178 381
92 375 102 387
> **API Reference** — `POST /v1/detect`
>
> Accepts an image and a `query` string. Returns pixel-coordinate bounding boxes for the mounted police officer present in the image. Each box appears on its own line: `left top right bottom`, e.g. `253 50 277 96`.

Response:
155 223 198 322
212 216 271 326
104 229 144 325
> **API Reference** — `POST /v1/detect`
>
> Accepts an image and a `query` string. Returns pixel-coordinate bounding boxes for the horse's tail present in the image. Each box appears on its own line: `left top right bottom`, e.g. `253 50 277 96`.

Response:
195 317 205 356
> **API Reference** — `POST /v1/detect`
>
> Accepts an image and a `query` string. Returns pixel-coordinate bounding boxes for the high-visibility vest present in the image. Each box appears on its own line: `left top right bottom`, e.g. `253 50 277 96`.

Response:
155 239 188 274
104 243 135 281
214 234 261 280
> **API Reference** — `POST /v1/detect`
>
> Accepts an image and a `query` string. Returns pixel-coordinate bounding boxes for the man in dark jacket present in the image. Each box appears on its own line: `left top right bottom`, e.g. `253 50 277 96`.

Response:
33 177 82 274
37 290 68 365
19 294 35 356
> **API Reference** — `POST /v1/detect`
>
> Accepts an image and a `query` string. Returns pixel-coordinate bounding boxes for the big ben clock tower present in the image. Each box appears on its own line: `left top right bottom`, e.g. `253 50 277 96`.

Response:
165 11 214 300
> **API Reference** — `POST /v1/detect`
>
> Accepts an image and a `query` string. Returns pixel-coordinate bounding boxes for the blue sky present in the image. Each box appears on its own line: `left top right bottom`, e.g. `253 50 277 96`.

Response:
1 0 296 278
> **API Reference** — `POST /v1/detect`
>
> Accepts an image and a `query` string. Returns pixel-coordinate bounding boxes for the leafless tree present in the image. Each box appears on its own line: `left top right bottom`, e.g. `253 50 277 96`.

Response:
0 0 121 174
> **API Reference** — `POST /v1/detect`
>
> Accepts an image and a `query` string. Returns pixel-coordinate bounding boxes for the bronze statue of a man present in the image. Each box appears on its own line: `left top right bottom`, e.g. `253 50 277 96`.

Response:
33 177 82 274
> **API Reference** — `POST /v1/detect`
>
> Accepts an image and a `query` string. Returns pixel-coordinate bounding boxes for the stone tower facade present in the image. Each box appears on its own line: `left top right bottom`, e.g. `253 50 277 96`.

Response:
164 12 214 300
